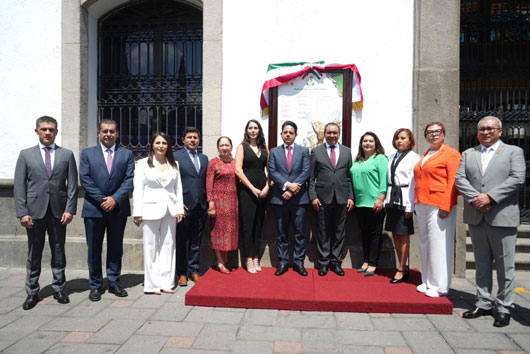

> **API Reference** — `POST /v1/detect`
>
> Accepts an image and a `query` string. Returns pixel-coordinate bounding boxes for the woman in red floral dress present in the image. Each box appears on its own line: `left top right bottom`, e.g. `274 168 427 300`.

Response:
206 136 239 274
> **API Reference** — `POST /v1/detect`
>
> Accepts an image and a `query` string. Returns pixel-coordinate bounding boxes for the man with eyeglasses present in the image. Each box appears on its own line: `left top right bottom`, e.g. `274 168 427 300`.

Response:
456 116 525 327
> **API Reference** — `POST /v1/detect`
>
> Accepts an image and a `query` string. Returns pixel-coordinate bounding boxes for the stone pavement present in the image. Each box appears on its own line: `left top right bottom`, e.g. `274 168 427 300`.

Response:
0 267 529 354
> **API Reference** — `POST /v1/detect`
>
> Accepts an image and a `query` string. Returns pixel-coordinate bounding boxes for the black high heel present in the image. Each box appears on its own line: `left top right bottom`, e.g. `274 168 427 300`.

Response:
390 268 406 284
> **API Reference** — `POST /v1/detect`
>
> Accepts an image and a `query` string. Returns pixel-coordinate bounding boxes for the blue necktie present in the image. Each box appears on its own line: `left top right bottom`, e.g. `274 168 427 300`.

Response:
191 152 200 173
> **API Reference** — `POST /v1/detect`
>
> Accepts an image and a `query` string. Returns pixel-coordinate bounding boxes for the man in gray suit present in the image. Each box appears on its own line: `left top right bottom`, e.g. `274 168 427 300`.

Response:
456 116 525 327
309 122 354 276
14 116 78 310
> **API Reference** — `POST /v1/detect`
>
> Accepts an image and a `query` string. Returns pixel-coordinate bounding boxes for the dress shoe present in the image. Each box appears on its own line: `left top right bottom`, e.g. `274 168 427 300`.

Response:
177 275 188 287
293 264 308 276
275 264 288 276
318 265 328 276
88 288 101 302
462 306 492 319
390 268 409 284
190 273 201 282
22 295 39 310
330 264 345 276
54 291 70 304
108 285 128 297
493 311 510 327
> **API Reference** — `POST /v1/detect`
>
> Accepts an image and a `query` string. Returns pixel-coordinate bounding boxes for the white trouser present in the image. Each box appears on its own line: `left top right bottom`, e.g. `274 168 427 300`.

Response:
142 212 176 292
415 203 456 294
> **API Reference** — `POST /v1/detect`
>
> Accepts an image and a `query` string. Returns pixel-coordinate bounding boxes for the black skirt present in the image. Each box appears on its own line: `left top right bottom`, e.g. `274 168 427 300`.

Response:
384 208 414 235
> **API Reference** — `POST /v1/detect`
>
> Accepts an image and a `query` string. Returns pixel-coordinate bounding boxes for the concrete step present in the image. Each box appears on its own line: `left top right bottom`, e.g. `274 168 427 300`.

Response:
466 251 530 271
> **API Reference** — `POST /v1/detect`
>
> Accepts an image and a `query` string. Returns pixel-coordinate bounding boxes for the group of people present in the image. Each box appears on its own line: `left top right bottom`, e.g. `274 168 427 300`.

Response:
14 115 525 328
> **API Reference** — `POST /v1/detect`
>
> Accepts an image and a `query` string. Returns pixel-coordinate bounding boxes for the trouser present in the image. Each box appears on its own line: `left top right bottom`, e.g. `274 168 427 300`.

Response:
25 206 66 295
469 221 517 314
415 203 456 294
274 203 307 267
316 200 347 267
239 188 266 258
175 206 206 276
356 207 384 267
143 212 177 291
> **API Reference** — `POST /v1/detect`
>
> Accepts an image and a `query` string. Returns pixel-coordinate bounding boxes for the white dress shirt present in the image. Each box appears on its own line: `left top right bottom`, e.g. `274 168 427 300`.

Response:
480 139 500 174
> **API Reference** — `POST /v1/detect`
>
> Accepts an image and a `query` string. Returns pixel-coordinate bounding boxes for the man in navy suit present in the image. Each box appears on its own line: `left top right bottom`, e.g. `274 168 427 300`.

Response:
80 119 135 301
268 121 311 276
173 127 208 286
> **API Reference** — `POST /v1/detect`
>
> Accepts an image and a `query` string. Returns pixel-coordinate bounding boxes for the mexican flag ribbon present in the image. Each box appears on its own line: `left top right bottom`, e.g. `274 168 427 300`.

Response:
260 61 363 116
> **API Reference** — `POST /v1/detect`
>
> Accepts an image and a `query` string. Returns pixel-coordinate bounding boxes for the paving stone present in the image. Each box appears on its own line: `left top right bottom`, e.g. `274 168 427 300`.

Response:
273 340 302 353
342 345 385 354
111 300 134 307
184 307 244 324
165 336 196 349
0 287 22 300
372 318 436 331
391 313 427 318
115 334 169 354
137 321 203 337
384 346 414 354
0 313 20 329
41 316 110 332
60 331 94 343
1 330 64 354
62 299 112 318
0 315 54 340
192 323 238 350
88 319 144 344
454 350 498 354
150 302 192 321
301 328 408 347
275 313 336 328
443 332 519 350
508 334 530 353
215 306 246 313
44 343 119 354
370 313 392 318
0 341 15 352
335 312 374 330
10 301 71 317
231 339 273 354
237 325 301 342
132 293 171 308
497 351 527 354
0 295 23 315
426 313 473 332
403 331 454 354
242 309 278 326
466 316 530 333
159 349 229 354
98 307 156 321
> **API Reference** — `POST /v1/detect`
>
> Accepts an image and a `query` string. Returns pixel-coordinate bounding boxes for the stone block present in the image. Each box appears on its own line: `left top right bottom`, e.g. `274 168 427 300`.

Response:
426 313 473 332
403 331 455 354
335 312 374 330
191 323 238 350
44 343 119 354
203 0 222 41
184 307 244 324
232 340 274 354
115 335 168 354
276 312 336 328
371 318 436 331
0 315 54 341
443 332 519 350
137 321 203 337
88 319 144 344
242 309 279 326
41 316 110 332
274 340 302 353
238 325 301 342
0 330 64 354
150 301 192 321
509 333 530 352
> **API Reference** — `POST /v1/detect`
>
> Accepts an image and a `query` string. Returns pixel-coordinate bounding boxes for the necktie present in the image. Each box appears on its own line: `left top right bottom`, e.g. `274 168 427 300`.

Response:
191 151 200 173
287 145 292 172
44 146 52 177
330 145 337 168
106 148 113 174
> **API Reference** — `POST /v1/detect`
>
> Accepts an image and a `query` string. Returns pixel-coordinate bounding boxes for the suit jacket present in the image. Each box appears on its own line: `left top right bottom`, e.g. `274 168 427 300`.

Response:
14 145 78 220
132 158 184 220
80 145 135 218
173 148 208 210
456 141 525 227
309 143 354 205
413 144 461 212
268 143 311 205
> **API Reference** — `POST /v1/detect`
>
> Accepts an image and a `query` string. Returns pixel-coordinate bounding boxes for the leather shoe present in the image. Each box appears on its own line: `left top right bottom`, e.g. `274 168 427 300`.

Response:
177 275 188 287
54 291 70 304
108 285 128 297
493 310 511 327
330 263 345 276
462 306 492 319
88 288 101 302
275 264 288 276
318 265 328 276
191 273 201 282
22 295 39 310
293 264 308 276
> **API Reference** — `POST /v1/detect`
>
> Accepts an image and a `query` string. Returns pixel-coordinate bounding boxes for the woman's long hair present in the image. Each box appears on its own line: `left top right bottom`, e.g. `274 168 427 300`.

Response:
241 119 267 150
355 131 386 162
147 132 177 168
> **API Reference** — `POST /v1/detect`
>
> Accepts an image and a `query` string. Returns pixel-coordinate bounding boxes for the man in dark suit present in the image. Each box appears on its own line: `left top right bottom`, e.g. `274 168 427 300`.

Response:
79 119 134 301
268 121 311 276
173 127 208 286
456 116 525 327
14 116 78 310
309 122 354 276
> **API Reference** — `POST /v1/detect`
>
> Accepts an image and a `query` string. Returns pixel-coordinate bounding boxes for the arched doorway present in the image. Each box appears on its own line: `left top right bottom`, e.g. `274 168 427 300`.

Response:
98 0 203 156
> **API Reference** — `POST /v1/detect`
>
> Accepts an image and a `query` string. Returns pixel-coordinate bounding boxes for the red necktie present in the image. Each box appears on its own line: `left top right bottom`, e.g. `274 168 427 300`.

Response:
330 145 336 168
287 145 292 172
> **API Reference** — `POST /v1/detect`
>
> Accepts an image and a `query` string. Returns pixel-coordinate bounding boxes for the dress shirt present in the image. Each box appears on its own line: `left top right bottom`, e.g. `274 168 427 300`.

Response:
480 139 500 174
39 142 56 167
325 142 340 161
185 147 201 170
100 143 116 159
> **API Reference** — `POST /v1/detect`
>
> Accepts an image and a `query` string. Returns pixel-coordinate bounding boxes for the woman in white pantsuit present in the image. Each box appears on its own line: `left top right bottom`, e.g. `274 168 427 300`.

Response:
133 133 184 294
413 122 461 298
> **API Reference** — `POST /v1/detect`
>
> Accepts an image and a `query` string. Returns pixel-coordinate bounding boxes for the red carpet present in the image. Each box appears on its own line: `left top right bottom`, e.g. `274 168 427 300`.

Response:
185 267 453 314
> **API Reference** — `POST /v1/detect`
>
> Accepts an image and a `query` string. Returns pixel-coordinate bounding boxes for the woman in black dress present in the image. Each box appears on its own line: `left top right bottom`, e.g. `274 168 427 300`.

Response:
235 119 269 273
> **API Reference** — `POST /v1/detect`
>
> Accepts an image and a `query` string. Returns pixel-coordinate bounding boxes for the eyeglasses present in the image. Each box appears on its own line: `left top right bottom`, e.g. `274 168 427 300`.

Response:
478 126 502 133
425 129 444 136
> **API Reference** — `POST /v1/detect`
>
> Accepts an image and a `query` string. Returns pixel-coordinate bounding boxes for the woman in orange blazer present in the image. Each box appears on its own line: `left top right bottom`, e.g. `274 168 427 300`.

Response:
413 122 461 298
